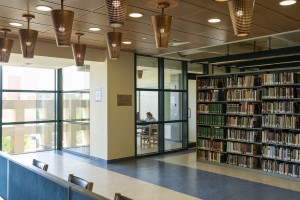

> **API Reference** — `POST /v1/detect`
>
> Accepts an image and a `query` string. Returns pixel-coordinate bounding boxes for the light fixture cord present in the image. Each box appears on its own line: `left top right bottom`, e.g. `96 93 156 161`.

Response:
162 7 164 15
78 35 80 44
26 0 29 14
26 0 30 29
61 0 64 10
3 31 7 39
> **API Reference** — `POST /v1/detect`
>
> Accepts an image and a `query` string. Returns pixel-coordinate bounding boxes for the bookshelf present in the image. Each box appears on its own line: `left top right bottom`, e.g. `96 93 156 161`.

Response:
196 69 300 178
261 72 300 178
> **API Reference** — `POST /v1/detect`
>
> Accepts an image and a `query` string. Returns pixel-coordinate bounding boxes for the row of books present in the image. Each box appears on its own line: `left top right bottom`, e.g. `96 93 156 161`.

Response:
226 89 261 101
227 116 261 128
227 154 259 169
262 146 300 162
198 115 226 126
262 160 300 178
226 75 260 88
226 103 260 115
197 150 226 162
262 115 299 129
262 102 298 114
198 103 225 114
227 142 260 155
262 131 300 146
198 139 226 152
198 78 223 89
262 87 297 99
198 127 226 139
197 90 224 101
262 72 299 85
227 129 261 142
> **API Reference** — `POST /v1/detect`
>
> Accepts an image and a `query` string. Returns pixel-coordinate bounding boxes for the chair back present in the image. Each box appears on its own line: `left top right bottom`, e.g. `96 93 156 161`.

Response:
32 159 48 171
149 124 158 134
68 174 93 191
114 193 132 200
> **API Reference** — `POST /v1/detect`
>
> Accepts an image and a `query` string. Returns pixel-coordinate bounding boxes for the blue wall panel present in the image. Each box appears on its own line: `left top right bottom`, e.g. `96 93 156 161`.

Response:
9 162 68 200
0 156 7 199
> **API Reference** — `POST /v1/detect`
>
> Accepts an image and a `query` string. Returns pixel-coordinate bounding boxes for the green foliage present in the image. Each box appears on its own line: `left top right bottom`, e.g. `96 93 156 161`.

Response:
2 136 11 152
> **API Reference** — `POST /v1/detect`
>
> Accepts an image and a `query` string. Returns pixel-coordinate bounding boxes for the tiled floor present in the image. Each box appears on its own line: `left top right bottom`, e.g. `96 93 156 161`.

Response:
12 150 300 200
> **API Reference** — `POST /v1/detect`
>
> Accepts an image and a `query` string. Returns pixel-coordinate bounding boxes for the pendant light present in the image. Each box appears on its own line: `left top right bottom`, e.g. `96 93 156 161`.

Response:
0 28 13 63
51 0 74 47
151 2 173 48
105 0 128 27
19 13 38 58
71 33 86 66
228 0 255 37
106 28 122 60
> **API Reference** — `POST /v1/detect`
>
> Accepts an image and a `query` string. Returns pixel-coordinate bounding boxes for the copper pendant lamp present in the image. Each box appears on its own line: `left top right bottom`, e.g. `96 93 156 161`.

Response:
19 14 38 58
71 33 86 66
151 2 173 48
105 0 128 27
106 28 122 60
51 0 74 47
0 28 13 63
228 0 255 37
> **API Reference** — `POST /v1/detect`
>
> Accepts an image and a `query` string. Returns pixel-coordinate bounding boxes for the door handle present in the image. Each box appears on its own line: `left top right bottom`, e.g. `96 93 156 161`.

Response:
188 108 191 118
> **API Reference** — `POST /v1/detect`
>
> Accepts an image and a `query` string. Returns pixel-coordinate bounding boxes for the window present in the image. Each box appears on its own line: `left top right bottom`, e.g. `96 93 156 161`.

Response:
62 66 90 156
1 66 56 154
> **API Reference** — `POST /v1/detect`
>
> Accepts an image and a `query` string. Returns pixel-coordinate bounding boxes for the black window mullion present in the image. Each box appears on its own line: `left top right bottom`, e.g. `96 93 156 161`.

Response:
182 61 188 149
57 69 63 150
158 57 164 153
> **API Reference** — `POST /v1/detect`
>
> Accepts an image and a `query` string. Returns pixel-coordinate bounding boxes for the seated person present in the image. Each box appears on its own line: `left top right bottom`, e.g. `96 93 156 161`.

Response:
145 112 156 122
143 112 157 134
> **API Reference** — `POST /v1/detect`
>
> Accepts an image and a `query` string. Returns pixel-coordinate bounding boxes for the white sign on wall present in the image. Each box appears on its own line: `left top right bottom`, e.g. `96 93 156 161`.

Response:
95 87 102 102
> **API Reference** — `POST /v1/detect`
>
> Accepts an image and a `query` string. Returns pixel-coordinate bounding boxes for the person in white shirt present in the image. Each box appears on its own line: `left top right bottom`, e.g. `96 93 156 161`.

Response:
145 112 156 122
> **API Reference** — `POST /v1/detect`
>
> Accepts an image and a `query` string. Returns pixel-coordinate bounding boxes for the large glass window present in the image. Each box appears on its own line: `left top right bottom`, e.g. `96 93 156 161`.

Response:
135 56 188 156
3 93 55 122
136 56 158 89
164 122 183 151
164 60 183 90
3 66 55 90
136 91 158 121
1 66 56 154
63 93 90 121
164 92 183 121
2 122 55 154
62 66 90 156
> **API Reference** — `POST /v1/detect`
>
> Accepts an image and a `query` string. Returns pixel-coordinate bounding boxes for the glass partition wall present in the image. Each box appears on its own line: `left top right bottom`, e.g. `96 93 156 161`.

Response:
62 66 90 156
0 65 90 156
1 66 56 154
135 55 188 156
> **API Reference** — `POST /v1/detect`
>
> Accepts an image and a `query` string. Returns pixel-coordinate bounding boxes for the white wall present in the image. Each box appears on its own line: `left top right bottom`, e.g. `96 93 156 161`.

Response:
90 60 108 159
188 80 196 142
107 51 135 160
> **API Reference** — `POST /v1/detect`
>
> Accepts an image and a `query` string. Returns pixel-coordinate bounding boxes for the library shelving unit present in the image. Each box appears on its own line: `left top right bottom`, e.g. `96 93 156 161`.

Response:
196 68 300 178
261 72 300 178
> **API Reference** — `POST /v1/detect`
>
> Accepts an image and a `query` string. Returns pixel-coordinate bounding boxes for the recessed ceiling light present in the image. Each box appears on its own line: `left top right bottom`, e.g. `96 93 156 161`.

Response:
208 18 221 23
142 37 147 40
9 22 23 27
89 27 101 31
279 0 297 6
36 5 52 11
129 13 143 18
122 41 132 44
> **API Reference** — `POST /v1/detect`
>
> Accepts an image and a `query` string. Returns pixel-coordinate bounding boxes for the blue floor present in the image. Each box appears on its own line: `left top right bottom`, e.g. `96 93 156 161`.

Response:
55 150 300 200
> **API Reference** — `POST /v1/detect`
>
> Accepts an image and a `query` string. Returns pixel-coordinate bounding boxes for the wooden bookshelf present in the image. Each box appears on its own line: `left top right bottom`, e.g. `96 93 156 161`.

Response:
196 70 300 178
